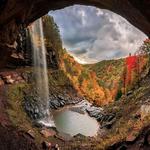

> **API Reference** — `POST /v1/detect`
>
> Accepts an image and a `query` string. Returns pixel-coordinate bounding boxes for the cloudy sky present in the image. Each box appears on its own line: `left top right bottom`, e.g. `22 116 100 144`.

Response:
49 5 147 64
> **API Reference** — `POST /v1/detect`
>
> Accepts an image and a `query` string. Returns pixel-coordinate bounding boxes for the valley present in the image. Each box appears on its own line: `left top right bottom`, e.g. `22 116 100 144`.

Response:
0 2 150 149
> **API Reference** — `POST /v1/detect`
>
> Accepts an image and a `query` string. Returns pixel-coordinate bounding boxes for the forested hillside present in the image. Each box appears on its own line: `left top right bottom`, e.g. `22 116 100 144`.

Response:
40 15 150 106
60 45 149 106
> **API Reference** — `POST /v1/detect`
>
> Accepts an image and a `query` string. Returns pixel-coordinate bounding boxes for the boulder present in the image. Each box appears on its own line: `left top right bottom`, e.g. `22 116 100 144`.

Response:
42 141 52 149
23 99 46 120
4 75 15 84
140 104 150 120
26 130 35 139
0 78 4 86
69 107 85 114
126 133 137 142
74 133 86 139
57 132 72 141
40 128 56 138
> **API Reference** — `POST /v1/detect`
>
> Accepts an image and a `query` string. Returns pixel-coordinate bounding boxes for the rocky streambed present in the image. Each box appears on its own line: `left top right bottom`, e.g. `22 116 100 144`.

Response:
0 69 117 149
0 69 115 137
24 91 116 138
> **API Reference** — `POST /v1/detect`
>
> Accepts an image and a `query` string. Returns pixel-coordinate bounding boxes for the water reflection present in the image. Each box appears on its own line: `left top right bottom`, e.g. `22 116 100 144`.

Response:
53 109 99 137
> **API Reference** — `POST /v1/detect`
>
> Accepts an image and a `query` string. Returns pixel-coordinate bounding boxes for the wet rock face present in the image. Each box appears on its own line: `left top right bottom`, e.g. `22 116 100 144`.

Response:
7 21 60 68
23 90 82 120
49 95 81 109
23 91 50 120
14 26 32 66
76 100 116 129
46 48 59 69
0 0 149 68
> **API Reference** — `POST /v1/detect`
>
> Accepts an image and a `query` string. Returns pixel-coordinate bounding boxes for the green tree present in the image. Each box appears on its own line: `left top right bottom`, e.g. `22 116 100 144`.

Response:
42 15 62 51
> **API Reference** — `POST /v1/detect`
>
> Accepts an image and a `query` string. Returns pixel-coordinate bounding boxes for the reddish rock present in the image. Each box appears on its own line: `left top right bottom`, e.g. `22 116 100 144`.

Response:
42 141 52 149
4 75 15 84
26 130 35 139
126 133 136 142
40 128 56 138
0 79 4 86
0 71 25 84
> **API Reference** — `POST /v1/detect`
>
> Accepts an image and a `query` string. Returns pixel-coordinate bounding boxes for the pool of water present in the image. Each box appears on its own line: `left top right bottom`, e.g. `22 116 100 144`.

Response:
53 108 99 137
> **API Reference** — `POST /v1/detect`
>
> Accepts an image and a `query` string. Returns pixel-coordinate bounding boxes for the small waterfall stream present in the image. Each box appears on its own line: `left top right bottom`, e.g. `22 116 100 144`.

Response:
28 18 100 134
30 18 54 126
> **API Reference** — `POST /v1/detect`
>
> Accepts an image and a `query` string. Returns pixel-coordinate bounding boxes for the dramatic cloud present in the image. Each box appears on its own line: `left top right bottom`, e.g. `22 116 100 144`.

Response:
49 5 147 64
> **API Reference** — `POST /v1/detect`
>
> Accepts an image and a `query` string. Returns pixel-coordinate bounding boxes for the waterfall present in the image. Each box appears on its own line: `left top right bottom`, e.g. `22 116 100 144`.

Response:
30 18 54 126
32 18 49 107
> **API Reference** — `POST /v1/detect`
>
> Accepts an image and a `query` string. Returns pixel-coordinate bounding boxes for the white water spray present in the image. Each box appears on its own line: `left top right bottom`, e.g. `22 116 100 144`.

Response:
30 18 54 126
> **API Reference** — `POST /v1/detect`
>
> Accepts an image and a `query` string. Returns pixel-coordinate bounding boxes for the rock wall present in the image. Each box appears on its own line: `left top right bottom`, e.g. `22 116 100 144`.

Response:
6 17 60 69
7 25 32 67
0 0 149 68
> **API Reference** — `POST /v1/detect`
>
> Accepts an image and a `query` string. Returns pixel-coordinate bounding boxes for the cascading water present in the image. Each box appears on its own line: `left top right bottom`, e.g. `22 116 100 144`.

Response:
30 18 54 126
